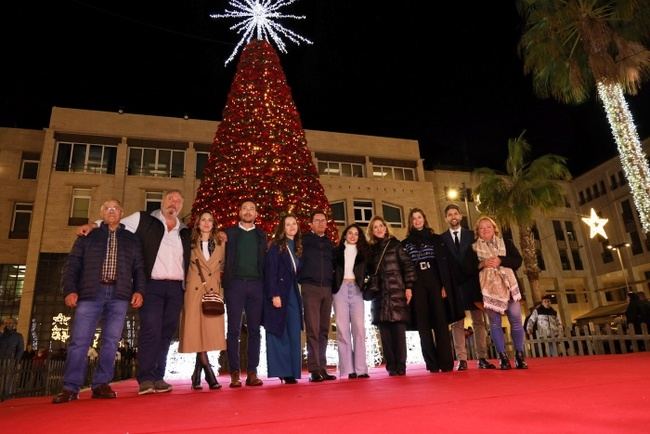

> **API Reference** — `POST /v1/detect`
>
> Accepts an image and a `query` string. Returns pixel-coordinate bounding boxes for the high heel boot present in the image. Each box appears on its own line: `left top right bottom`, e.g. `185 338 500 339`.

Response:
204 366 222 390
191 359 202 390
515 351 528 369
498 352 512 370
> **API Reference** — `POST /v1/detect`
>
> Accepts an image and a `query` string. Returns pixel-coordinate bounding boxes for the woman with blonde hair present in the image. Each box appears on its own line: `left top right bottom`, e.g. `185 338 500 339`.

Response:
366 216 416 376
179 211 226 389
464 216 527 369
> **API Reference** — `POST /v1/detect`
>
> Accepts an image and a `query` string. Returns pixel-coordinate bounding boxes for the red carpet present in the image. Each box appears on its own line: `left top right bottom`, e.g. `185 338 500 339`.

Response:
2 353 649 433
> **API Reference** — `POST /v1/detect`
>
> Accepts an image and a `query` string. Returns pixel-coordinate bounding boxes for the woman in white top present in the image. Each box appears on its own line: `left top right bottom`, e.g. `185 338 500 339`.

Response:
333 224 370 379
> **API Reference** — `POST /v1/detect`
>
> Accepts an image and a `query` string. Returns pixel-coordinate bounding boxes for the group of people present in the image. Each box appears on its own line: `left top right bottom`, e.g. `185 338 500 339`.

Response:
52 190 530 404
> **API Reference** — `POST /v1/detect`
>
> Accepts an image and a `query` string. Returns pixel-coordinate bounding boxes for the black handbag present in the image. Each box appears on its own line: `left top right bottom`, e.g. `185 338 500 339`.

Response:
362 241 390 300
195 258 225 316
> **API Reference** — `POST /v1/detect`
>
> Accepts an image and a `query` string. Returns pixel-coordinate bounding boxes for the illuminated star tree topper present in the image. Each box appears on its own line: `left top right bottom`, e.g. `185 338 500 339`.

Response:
211 0 313 65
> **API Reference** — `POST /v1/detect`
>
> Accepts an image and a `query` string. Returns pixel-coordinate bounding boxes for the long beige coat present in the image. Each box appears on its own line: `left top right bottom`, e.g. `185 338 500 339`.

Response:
178 242 226 353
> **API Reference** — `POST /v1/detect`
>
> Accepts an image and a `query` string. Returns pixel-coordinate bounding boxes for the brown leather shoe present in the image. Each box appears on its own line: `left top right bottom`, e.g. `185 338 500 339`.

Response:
245 370 263 386
229 370 242 388
92 384 117 399
52 389 79 404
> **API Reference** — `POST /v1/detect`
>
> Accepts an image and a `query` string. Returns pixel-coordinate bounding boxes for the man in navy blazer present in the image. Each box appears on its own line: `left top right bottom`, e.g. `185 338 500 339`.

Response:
441 204 495 371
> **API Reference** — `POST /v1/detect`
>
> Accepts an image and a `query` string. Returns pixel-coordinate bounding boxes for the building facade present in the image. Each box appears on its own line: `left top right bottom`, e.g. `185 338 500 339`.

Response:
1 107 648 349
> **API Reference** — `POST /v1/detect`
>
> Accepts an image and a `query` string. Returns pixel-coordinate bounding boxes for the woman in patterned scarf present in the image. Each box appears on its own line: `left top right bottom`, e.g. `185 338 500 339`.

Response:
464 216 527 370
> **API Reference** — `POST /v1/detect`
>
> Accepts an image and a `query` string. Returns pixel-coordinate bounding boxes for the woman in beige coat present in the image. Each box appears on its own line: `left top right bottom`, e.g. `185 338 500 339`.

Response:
179 211 226 390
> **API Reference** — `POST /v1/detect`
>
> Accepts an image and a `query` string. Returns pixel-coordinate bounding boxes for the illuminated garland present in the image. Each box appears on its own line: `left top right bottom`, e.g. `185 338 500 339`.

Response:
597 81 650 233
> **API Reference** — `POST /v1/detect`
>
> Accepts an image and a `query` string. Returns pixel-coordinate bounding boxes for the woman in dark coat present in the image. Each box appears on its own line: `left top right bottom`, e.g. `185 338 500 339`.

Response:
402 208 465 373
366 216 416 376
263 214 303 384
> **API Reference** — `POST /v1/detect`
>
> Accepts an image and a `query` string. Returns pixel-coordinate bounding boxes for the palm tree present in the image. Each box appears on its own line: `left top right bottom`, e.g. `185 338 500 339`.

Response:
474 132 572 294
518 0 650 232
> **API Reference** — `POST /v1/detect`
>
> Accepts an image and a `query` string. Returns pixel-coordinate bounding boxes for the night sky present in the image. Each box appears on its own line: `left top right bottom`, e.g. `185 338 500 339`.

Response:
3 1 649 175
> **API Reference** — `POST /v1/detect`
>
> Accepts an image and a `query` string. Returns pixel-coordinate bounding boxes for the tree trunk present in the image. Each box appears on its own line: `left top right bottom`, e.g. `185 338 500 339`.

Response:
519 225 540 300
597 81 650 232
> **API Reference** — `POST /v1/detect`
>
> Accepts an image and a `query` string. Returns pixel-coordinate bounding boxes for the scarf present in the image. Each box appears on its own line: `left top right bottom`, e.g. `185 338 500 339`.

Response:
473 236 521 314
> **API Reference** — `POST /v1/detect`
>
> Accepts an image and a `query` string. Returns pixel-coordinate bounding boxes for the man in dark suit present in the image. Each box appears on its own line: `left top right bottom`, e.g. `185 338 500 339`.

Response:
441 204 495 371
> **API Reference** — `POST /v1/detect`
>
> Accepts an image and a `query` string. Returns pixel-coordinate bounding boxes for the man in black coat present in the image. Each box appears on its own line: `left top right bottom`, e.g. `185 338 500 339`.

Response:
440 205 496 371
299 211 336 382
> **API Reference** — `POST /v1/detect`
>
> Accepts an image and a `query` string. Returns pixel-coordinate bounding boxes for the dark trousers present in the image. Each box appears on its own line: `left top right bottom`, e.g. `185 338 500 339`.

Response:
225 279 263 372
413 269 454 372
302 283 332 372
379 322 406 374
136 280 183 383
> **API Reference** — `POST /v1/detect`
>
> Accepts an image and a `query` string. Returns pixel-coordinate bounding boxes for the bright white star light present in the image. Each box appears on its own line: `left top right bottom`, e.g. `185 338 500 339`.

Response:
211 0 313 65
582 208 609 239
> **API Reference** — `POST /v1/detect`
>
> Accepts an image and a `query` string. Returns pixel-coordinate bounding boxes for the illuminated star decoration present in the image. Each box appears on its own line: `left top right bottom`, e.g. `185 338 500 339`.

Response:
582 208 609 239
211 0 313 65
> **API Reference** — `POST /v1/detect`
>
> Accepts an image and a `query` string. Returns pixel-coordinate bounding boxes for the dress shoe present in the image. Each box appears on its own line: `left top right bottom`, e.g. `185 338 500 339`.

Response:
204 366 222 389
456 360 468 371
498 352 512 370
348 373 358 379
357 373 370 379
388 371 398 376
154 379 173 393
478 358 496 369
245 370 263 386
396 369 406 376
309 371 324 382
92 384 117 399
320 369 336 380
52 389 78 404
515 351 528 369
138 380 155 395
281 377 297 384
230 370 242 388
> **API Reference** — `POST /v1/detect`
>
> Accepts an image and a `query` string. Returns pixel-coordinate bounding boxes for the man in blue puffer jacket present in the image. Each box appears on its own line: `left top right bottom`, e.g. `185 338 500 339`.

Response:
53 199 145 404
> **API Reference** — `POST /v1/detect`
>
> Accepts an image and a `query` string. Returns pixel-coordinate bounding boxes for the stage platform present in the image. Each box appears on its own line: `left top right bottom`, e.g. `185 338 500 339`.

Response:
1 353 648 433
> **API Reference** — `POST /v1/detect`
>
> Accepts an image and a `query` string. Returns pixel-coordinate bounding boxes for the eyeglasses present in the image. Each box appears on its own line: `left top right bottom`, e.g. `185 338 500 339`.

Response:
104 207 121 213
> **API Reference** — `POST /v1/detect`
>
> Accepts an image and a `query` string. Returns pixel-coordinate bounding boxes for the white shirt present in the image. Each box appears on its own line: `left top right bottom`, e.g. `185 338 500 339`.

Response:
343 243 357 280
119 211 185 281
449 228 461 243
201 240 210 260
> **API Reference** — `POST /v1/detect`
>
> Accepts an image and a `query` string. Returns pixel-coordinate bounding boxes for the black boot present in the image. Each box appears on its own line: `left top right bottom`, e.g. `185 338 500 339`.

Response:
204 366 222 390
515 351 528 369
498 352 511 370
191 359 202 390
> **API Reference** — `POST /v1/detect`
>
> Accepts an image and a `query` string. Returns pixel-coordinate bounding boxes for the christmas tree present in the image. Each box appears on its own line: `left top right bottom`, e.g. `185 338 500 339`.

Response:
192 39 337 240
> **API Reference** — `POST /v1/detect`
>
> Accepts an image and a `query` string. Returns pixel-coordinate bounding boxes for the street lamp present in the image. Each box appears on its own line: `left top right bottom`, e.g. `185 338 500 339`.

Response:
607 242 631 291
446 182 472 228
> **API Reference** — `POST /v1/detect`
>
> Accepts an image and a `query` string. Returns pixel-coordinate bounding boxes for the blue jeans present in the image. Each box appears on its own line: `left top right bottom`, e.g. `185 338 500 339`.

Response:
63 285 129 392
486 299 525 353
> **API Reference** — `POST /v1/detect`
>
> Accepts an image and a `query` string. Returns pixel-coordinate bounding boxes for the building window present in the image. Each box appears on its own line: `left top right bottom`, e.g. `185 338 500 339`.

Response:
578 191 585 205
585 189 593 201
55 142 117 174
566 289 578 304
0 265 26 321
196 152 209 179
618 170 627 186
10 203 33 239
601 239 614 264
318 161 364 178
372 165 415 181
31 253 69 351
353 200 374 226
20 152 40 179
330 201 346 225
128 147 185 178
552 220 565 241
610 174 618 190
145 191 163 213
382 203 403 228
565 221 583 270
592 184 600 199
599 180 606 195
69 188 91 226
